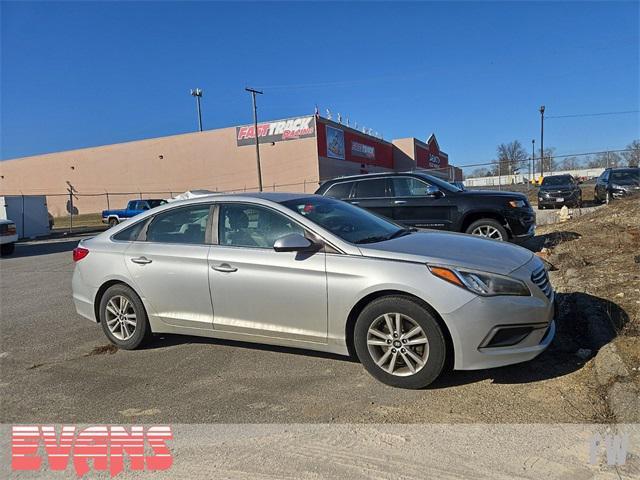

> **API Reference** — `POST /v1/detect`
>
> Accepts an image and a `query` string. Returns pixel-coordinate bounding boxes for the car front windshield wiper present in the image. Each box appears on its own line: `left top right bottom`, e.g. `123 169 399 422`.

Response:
387 228 415 240
354 235 393 244
355 228 416 244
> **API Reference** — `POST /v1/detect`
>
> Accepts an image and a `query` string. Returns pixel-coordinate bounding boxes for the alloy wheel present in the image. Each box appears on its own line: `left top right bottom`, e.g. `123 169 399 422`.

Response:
471 225 503 240
105 295 137 341
366 313 429 377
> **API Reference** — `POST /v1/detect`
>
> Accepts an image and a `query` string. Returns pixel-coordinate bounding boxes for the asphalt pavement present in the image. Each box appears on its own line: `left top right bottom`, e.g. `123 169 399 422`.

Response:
0 235 604 425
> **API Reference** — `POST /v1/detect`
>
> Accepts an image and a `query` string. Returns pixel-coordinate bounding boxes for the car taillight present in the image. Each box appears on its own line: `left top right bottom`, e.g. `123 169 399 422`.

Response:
73 247 89 262
0 224 16 236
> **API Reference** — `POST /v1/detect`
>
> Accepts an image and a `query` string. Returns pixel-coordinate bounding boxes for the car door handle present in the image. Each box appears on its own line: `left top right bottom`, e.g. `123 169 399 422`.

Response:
394 200 407 205
212 263 238 273
350 201 360 205
130 256 152 265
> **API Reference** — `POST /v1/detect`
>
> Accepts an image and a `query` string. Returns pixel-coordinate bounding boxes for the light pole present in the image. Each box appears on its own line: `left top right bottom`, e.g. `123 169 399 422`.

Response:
539 105 545 177
531 139 535 183
245 87 264 191
190 88 203 132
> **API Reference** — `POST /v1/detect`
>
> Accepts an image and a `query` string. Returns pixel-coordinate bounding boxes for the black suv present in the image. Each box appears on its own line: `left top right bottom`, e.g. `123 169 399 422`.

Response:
594 167 640 204
315 172 535 242
537 174 582 209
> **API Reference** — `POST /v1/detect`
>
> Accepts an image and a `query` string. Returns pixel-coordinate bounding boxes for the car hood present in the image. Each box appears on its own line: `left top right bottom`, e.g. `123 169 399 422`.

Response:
539 185 576 191
358 231 534 275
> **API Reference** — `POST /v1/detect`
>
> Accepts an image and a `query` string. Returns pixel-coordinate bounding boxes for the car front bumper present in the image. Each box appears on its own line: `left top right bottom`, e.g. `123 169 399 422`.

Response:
441 259 555 370
504 208 536 240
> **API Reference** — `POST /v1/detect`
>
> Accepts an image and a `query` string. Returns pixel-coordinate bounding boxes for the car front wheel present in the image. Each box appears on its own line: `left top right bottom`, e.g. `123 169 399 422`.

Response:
465 219 508 241
99 284 151 349
354 296 447 389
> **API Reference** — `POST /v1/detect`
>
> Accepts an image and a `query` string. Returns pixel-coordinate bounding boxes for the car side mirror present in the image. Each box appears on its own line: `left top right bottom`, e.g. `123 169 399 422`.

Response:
273 233 315 252
425 185 442 197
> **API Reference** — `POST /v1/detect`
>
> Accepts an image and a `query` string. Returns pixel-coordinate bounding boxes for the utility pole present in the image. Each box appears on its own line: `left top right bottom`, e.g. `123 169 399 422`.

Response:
245 87 264 191
531 139 535 183
539 105 545 177
190 88 203 132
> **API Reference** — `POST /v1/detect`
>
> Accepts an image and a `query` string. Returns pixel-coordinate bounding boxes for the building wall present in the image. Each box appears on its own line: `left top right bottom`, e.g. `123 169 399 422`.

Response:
0 127 319 216
392 138 418 171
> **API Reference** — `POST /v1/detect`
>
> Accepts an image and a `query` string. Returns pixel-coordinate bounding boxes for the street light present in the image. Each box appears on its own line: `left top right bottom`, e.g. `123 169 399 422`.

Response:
190 88 203 132
245 87 264 192
539 105 545 177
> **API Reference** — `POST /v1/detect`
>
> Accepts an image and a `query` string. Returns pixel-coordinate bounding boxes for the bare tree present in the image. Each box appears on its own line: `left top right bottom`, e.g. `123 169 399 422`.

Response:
560 156 580 171
590 151 622 168
469 167 490 178
622 139 640 167
538 147 557 175
492 141 528 176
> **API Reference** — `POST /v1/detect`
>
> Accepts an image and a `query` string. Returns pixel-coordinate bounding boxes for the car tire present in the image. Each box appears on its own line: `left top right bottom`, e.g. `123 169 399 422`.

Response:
354 296 447 389
465 219 508 241
99 284 151 350
108 217 119 228
1 243 15 256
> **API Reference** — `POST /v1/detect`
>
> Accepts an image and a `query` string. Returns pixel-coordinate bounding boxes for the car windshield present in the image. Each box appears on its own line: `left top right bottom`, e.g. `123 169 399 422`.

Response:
147 199 168 208
611 170 640 185
280 197 409 244
414 173 462 192
542 176 572 186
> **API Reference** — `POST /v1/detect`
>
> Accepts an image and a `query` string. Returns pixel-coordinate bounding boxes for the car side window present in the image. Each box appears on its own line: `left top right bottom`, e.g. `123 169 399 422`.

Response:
145 205 210 244
324 182 353 199
219 204 305 249
353 179 388 198
112 221 146 242
392 177 432 197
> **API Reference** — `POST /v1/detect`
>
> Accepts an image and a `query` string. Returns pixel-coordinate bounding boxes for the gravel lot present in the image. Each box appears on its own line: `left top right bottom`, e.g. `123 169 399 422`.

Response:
0 235 607 425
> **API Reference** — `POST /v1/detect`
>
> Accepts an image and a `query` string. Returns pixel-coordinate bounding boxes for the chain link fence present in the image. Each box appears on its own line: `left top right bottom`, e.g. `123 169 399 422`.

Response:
4 179 321 236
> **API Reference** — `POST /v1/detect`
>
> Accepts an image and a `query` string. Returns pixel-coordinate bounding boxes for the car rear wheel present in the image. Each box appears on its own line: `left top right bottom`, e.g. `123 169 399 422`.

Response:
465 219 508 241
108 217 119 228
99 284 151 350
354 296 447 389
1 243 15 256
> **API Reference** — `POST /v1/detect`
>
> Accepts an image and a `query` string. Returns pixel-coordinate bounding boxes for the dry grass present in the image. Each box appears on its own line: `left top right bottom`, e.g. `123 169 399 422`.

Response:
537 196 640 336
52 213 103 229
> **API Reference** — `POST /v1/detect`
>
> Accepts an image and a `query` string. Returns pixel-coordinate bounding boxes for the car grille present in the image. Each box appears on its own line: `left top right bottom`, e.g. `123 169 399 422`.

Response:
531 266 553 299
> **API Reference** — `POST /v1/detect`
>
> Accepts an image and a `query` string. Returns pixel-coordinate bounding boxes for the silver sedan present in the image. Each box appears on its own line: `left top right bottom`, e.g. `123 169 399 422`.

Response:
72 193 555 389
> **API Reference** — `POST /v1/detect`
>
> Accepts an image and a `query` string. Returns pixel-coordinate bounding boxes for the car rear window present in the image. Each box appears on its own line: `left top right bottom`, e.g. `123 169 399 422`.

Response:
354 179 387 198
324 182 353 199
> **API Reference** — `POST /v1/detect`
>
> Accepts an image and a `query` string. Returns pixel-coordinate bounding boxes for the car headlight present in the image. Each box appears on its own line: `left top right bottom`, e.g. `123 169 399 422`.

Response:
429 265 531 296
611 183 626 191
508 199 527 208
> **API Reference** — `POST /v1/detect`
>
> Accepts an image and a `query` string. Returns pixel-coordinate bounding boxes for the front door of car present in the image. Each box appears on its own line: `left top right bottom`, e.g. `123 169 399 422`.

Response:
125 204 214 330
349 178 394 219
209 203 328 343
390 177 455 230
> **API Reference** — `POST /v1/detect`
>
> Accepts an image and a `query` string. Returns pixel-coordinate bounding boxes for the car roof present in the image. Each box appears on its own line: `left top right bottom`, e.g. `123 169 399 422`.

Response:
609 167 639 172
320 171 430 184
166 191 319 206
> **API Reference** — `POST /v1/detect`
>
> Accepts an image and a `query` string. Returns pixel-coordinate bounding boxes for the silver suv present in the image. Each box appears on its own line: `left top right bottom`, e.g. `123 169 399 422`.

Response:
72 193 555 389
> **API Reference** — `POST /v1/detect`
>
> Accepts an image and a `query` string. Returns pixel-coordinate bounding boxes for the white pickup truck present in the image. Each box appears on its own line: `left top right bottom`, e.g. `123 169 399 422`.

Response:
0 219 18 256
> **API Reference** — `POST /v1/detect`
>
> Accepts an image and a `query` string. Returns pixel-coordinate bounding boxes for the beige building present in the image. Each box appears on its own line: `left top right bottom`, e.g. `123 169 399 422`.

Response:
0 115 460 217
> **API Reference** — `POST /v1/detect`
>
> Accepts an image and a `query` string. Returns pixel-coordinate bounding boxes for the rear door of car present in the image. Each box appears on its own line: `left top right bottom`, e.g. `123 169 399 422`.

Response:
124 203 214 330
389 176 455 230
349 178 394 219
